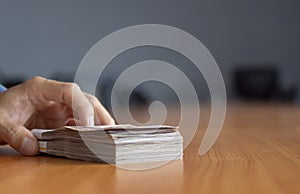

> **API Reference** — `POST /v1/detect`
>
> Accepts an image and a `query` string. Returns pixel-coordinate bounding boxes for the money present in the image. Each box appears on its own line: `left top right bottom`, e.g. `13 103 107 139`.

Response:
31 125 183 164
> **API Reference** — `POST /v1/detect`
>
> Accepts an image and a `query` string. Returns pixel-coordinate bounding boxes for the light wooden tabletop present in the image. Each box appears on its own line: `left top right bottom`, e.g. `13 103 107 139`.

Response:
0 103 300 194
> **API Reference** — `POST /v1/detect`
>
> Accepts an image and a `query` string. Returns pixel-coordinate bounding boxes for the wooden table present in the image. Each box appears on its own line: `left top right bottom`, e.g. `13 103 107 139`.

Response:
0 103 300 194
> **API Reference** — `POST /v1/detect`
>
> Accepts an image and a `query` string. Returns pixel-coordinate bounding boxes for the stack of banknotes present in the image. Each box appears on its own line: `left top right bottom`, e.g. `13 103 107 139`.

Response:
31 125 183 164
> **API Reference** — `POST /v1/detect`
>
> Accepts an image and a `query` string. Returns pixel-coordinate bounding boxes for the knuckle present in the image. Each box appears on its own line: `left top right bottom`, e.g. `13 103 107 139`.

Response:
71 83 81 91
62 82 81 92
60 83 73 102
61 83 81 102
24 76 45 90
30 76 45 83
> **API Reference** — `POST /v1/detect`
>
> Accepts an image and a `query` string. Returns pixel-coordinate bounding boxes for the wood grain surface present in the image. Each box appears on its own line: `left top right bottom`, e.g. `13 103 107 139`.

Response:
0 103 299 194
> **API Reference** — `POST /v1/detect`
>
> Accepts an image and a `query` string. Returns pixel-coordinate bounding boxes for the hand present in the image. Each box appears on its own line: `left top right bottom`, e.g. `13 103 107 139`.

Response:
0 76 115 156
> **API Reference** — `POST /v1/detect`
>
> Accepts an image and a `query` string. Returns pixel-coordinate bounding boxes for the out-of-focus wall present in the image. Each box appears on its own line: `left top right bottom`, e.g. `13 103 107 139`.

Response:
0 0 299 102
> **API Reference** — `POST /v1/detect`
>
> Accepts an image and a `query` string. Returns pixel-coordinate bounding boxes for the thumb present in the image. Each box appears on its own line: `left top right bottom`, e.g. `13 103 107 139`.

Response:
0 121 38 156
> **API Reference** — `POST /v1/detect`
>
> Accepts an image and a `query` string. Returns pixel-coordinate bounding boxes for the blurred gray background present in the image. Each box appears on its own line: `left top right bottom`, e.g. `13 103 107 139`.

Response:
0 0 299 105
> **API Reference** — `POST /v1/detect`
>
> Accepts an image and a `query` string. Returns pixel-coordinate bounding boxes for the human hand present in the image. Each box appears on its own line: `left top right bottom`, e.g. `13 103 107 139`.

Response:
0 76 115 156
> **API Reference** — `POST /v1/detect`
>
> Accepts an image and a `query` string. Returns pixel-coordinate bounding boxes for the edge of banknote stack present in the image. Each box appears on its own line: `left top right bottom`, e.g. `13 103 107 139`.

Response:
31 125 183 164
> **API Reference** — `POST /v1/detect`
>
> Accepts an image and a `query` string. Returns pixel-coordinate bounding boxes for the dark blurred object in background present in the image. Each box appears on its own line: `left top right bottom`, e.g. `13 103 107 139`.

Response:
0 72 75 89
0 69 24 88
234 66 277 100
234 65 297 102
1 76 25 88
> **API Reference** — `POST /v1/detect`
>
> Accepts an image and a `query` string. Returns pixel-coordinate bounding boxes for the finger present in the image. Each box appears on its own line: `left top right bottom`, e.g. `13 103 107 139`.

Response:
0 118 38 155
25 77 94 126
84 93 115 125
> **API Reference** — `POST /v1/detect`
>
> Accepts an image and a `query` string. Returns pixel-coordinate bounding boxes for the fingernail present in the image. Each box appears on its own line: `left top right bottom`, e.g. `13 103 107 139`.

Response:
21 137 38 155
88 116 94 126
